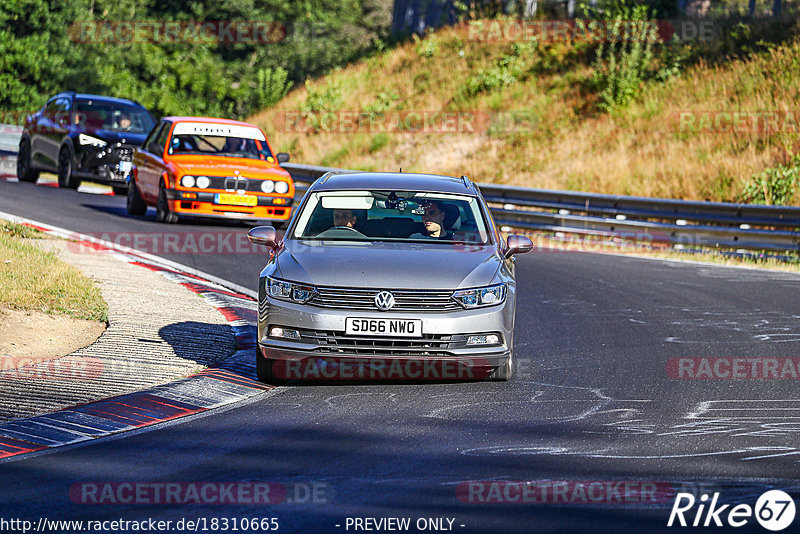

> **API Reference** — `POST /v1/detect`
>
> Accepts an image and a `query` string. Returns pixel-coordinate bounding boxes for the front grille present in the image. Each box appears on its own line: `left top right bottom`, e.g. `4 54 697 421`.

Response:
112 145 135 162
202 176 275 193
310 287 461 312
298 329 467 355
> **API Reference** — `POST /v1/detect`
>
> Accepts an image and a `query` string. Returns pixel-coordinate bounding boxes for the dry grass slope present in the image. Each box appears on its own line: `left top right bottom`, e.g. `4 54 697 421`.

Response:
250 22 800 203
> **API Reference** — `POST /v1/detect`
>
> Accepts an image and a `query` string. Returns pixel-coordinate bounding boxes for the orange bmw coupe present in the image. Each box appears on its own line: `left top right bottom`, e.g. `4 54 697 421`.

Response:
128 116 294 225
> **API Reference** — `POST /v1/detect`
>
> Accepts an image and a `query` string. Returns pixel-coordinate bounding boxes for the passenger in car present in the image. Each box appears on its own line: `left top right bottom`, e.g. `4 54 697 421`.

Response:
409 200 454 240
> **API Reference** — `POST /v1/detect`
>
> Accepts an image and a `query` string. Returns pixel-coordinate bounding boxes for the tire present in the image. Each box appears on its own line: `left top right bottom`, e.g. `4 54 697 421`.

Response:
126 179 147 216
156 182 178 224
112 186 127 196
490 353 513 381
256 347 274 383
16 139 40 183
57 146 79 189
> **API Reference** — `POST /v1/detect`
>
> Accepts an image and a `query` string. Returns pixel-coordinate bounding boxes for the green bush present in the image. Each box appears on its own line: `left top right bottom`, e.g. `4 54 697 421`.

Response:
740 155 800 205
0 0 393 119
588 3 659 113
257 67 293 109
369 132 389 152
455 40 536 102
363 90 400 116
414 34 439 58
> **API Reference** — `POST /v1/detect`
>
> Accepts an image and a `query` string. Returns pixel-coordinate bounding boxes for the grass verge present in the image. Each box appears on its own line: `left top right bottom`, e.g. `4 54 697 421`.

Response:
0 222 108 321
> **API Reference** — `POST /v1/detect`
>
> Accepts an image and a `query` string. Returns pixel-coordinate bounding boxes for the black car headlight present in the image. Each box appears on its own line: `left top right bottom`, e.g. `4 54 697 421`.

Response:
78 133 107 147
451 283 507 309
267 277 317 304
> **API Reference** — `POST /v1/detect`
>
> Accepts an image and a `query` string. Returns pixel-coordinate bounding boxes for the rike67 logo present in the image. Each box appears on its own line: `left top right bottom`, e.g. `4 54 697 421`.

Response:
668 490 796 531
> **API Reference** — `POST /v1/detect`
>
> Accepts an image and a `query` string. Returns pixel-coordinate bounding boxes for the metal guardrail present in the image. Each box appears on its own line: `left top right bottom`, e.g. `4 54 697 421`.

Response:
0 125 796 253
282 162 800 253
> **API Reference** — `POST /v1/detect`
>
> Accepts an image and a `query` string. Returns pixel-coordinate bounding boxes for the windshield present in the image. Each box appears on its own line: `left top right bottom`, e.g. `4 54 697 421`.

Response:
166 121 274 161
292 190 491 245
74 100 155 134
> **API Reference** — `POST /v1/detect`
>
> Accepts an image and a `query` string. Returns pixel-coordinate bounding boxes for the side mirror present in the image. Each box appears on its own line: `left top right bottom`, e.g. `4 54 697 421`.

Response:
248 226 279 249
504 234 533 258
276 152 290 164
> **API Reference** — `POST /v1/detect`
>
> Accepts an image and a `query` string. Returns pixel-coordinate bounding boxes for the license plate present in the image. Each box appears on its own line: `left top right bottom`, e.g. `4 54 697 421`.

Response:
118 161 132 173
215 193 257 207
345 318 422 337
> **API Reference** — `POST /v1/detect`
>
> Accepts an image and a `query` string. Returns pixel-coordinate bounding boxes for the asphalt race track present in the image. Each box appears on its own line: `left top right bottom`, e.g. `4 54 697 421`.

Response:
1 178 799 533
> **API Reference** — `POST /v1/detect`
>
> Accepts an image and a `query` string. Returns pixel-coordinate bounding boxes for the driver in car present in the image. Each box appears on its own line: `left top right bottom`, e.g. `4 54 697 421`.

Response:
409 200 453 240
332 209 358 229
118 113 132 131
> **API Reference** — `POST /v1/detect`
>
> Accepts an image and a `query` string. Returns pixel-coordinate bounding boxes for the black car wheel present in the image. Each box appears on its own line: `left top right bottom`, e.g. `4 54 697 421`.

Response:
156 183 178 224
57 147 79 189
16 139 40 183
126 179 147 216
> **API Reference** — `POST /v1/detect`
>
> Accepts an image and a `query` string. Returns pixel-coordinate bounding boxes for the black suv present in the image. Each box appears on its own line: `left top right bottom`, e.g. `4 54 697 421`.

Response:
17 92 156 194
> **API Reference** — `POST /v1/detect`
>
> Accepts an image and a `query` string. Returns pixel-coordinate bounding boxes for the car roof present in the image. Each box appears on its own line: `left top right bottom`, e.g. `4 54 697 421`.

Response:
70 93 144 107
309 172 478 196
162 116 263 128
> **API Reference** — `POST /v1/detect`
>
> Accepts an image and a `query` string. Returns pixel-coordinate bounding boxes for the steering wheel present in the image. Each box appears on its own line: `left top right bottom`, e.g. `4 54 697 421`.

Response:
315 226 366 238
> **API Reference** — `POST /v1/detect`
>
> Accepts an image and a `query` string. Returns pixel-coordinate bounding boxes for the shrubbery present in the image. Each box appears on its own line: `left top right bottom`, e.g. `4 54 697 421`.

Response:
0 0 393 120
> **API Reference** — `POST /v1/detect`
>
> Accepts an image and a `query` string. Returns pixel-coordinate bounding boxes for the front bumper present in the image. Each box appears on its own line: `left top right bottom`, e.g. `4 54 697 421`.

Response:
257 296 514 380
258 344 510 381
75 144 134 186
164 190 293 221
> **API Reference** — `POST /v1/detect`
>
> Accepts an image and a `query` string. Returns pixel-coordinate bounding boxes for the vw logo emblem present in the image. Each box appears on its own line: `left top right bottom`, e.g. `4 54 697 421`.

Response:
374 291 395 311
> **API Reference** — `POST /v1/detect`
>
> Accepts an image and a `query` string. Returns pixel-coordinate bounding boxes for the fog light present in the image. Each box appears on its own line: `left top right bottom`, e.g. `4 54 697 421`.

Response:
269 327 301 340
467 334 500 346
181 192 197 199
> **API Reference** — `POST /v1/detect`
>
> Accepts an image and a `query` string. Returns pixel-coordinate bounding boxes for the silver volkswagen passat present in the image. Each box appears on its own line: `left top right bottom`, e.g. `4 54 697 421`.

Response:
247 172 532 382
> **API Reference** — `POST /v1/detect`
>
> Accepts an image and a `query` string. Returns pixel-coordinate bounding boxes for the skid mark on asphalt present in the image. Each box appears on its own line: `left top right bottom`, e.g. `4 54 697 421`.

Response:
665 307 800 343
457 392 800 464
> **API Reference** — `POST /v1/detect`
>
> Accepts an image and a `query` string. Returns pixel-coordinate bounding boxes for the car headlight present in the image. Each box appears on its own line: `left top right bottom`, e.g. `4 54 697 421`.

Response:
180 175 196 188
261 180 275 193
275 181 289 194
78 133 107 147
451 283 507 309
195 176 210 188
267 277 317 304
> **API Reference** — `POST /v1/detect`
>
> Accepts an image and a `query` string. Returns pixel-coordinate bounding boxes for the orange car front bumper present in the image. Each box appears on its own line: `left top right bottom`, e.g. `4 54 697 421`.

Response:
165 190 293 221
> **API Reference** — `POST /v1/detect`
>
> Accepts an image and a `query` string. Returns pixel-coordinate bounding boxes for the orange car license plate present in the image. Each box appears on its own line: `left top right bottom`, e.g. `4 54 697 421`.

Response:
215 193 257 207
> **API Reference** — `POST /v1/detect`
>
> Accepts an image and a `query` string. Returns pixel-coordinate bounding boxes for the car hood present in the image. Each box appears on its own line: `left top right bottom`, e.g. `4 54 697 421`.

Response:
83 129 148 146
275 240 502 290
170 155 290 179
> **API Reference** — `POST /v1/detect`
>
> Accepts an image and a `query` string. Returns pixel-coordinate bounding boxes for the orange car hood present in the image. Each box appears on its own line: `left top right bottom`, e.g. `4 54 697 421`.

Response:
169 155 291 179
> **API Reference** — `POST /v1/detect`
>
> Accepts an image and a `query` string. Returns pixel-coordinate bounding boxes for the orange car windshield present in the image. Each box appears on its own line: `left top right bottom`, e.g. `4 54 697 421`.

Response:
168 134 273 161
